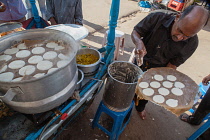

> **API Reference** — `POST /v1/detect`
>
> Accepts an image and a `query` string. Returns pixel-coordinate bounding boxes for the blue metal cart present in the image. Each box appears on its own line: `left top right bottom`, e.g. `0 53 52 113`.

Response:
0 0 121 139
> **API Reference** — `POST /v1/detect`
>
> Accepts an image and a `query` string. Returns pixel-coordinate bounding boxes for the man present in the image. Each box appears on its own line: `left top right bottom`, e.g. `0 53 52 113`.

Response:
46 0 83 25
180 74 210 140
131 5 209 120
0 2 6 12
0 0 27 23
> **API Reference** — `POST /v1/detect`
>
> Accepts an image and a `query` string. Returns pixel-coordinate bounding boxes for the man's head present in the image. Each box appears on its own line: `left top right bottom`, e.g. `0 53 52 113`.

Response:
171 5 209 42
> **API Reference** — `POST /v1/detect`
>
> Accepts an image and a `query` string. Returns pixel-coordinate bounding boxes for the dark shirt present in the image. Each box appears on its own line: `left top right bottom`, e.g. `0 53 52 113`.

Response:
46 0 83 24
134 12 198 67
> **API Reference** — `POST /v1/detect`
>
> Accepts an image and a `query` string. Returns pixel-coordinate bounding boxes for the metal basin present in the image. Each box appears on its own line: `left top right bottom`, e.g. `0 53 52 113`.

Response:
76 48 101 76
0 29 80 114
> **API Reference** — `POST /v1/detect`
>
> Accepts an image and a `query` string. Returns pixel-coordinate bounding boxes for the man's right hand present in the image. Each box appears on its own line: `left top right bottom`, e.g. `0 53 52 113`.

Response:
202 74 210 85
0 2 6 12
134 44 147 57
49 17 57 25
131 30 147 66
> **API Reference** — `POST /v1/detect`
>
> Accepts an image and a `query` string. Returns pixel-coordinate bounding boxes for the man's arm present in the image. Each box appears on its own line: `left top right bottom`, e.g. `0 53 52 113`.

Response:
46 0 57 25
131 12 164 64
0 2 6 12
74 0 83 25
131 30 147 57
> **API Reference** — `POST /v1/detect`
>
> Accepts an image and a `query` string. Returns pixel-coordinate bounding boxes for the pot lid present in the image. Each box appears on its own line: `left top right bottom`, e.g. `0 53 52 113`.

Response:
45 24 89 41
0 22 22 33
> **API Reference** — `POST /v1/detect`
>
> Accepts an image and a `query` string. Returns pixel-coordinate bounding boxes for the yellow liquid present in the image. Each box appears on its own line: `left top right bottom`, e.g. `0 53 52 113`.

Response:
76 54 99 65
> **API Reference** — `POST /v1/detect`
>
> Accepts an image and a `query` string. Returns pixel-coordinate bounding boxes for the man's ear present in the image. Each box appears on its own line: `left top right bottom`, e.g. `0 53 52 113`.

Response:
175 13 181 22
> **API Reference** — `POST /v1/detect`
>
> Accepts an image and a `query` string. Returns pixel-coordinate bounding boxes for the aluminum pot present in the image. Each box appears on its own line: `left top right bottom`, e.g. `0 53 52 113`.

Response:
77 48 101 76
0 29 80 114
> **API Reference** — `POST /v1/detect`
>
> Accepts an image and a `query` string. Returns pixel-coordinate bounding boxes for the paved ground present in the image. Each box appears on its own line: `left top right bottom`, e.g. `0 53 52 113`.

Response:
56 2 210 140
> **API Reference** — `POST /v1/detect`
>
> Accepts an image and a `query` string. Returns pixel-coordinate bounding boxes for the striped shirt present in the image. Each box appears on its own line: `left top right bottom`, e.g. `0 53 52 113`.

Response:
46 0 83 24
0 0 27 21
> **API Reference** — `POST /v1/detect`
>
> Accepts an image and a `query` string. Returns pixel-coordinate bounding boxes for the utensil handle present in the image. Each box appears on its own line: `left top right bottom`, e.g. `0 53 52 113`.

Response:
0 87 23 103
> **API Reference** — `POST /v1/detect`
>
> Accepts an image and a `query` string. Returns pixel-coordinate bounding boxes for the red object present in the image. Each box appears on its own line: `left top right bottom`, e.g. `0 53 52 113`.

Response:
21 17 50 29
168 0 185 11
60 113 68 120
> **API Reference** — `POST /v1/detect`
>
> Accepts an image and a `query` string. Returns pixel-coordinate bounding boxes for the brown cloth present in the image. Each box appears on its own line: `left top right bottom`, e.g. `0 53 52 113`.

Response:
135 67 199 116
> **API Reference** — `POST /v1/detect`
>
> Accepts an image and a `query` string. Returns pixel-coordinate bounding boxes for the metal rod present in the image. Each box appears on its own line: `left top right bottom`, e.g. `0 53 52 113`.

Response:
104 0 120 61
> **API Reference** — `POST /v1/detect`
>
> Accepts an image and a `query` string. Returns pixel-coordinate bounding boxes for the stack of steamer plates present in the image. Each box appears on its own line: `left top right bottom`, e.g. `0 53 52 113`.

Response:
0 40 70 82
136 67 199 115
45 24 89 41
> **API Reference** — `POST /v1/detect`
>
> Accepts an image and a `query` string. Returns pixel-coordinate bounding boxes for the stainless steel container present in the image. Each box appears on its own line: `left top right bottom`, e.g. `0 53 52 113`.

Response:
0 29 80 114
103 61 143 112
0 22 22 33
0 22 24 37
76 48 101 76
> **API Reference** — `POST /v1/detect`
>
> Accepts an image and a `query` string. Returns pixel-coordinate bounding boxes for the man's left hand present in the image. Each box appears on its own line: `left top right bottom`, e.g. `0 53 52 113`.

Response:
167 62 177 69
75 22 83 26
0 2 6 12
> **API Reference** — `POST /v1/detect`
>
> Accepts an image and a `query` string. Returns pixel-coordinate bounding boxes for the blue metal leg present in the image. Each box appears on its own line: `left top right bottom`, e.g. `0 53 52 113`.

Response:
188 119 210 140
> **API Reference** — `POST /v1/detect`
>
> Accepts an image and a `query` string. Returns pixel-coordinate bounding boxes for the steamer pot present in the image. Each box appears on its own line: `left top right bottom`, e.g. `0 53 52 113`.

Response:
0 29 80 114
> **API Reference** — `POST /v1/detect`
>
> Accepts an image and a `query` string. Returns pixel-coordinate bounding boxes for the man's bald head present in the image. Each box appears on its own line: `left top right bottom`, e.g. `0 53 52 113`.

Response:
171 5 209 42
180 6 208 33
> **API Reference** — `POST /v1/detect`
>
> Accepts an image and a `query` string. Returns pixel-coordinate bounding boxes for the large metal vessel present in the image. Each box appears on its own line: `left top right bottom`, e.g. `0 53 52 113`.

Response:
103 61 143 112
0 29 80 114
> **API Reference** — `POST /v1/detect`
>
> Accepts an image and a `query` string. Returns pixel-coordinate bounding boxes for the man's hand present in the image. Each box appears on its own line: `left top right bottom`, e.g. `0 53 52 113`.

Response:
166 62 177 69
131 30 147 66
0 2 6 12
135 44 147 56
75 22 83 26
202 74 210 85
49 17 57 25
132 30 147 56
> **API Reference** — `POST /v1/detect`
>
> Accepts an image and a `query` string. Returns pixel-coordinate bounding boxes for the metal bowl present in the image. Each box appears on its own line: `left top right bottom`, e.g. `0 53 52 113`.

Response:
76 48 102 76
0 22 22 33
0 22 24 37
